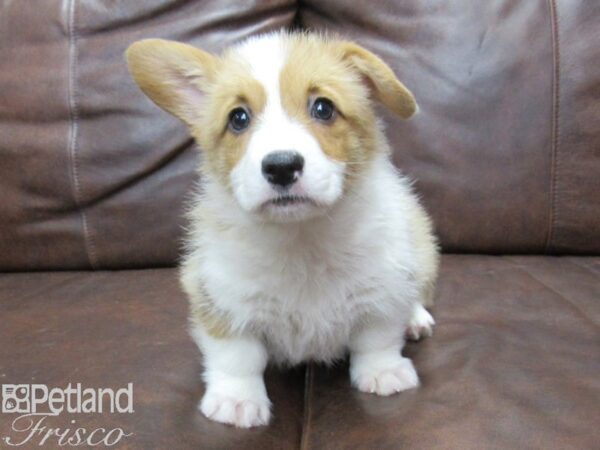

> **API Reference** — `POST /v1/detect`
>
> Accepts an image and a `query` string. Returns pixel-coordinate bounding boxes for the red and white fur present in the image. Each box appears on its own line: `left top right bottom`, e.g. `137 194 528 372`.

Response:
127 31 439 428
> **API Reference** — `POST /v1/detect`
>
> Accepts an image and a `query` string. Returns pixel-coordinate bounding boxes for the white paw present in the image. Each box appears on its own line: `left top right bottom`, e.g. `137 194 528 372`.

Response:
406 303 435 341
200 393 270 428
199 376 271 428
351 354 419 396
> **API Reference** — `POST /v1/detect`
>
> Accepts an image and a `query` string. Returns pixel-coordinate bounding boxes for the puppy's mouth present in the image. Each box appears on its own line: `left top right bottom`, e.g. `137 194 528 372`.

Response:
263 195 315 208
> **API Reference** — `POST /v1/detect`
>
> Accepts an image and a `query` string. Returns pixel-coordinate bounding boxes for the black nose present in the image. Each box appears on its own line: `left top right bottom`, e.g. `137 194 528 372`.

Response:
261 151 304 188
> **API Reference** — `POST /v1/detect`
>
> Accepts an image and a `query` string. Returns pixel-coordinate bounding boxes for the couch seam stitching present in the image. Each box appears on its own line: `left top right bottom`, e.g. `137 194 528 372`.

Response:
67 0 97 269
545 0 561 253
299 363 314 450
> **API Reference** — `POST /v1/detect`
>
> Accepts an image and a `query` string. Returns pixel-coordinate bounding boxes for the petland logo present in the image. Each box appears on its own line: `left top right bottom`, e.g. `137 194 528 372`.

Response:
1 383 134 447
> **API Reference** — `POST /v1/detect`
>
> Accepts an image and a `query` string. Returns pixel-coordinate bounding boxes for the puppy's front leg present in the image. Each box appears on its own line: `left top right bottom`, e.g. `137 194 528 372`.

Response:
191 327 271 428
349 319 419 396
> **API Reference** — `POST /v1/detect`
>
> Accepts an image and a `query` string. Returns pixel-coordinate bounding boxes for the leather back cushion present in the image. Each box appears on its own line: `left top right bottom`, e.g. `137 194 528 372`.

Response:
0 0 296 270
300 0 600 255
1 0 598 270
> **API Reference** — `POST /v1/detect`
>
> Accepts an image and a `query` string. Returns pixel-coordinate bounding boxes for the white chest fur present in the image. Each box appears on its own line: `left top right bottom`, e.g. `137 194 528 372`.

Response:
184 155 424 364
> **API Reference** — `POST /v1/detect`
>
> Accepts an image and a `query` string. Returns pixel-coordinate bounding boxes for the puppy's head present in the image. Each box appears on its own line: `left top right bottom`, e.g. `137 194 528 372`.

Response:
126 33 416 223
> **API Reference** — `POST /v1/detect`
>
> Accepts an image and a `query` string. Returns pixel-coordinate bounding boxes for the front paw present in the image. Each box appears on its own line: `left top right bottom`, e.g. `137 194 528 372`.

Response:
350 354 419 396
199 375 271 428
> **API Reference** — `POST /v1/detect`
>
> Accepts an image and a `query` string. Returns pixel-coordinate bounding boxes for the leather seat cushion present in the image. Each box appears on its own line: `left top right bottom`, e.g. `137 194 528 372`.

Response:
1 255 598 448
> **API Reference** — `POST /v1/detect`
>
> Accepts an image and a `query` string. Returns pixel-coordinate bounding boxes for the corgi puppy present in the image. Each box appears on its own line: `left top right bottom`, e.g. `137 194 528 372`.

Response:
126 31 439 428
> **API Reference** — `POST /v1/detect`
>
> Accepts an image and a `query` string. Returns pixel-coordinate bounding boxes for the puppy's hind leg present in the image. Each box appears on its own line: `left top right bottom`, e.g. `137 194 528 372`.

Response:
405 302 435 341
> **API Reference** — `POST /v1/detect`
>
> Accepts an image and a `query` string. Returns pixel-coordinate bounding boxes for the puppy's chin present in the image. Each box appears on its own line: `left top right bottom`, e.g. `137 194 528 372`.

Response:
236 194 337 224
258 198 331 223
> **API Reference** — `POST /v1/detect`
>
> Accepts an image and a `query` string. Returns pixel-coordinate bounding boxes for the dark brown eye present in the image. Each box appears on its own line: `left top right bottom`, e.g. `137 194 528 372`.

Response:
228 107 251 132
311 97 335 122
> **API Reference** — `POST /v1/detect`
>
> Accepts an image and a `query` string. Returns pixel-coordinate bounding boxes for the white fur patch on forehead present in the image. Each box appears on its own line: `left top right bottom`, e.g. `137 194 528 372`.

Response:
233 33 288 100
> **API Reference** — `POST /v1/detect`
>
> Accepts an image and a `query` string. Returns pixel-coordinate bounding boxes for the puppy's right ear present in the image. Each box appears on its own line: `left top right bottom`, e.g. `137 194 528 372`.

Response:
126 39 217 127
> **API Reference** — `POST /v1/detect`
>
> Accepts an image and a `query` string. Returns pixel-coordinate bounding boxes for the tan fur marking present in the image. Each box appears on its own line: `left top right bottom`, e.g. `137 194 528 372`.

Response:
194 57 266 184
280 35 379 174
126 39 266 187
279 35 417 179
188 282 232 339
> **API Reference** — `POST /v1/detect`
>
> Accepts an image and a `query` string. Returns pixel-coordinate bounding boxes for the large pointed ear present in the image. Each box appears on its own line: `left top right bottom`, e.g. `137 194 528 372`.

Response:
125 39 217 126
338 42 417 119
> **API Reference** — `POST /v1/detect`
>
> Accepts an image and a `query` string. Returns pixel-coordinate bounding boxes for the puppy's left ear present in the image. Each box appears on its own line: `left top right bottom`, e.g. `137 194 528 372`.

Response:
339 42 417 119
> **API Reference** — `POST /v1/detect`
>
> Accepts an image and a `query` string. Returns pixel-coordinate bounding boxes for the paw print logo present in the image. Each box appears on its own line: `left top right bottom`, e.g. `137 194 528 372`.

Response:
2 385 30 413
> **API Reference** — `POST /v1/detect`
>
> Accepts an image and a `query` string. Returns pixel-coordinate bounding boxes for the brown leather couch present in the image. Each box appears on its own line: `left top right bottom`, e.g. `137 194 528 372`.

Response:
1 1 598 448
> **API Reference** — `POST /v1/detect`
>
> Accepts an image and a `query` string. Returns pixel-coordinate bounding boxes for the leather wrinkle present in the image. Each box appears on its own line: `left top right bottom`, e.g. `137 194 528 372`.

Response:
565 258 600 278
77 137 195 211
504 256 599 330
